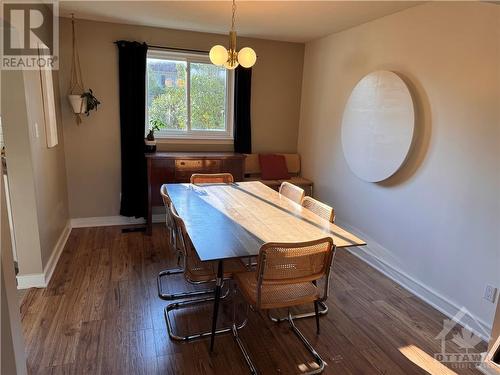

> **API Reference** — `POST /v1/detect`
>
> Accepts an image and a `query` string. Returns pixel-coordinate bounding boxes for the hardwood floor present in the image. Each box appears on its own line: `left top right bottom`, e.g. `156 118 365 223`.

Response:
21 225 486 374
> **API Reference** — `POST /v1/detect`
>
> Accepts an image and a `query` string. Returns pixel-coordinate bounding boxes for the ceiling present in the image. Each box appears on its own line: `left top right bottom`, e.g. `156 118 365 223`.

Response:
59 1 421 43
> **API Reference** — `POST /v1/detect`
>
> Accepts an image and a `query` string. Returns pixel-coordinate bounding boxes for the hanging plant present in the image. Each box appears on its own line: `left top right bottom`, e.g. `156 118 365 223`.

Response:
67 14 101 124
81 89 100 115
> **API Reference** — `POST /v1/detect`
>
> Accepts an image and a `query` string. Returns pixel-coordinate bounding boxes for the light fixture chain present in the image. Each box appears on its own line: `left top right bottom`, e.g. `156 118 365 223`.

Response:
231 0 236 31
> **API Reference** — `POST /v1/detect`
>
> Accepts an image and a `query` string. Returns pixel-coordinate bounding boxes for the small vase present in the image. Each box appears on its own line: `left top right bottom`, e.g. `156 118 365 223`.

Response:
145 139 157 153
68 94 87 114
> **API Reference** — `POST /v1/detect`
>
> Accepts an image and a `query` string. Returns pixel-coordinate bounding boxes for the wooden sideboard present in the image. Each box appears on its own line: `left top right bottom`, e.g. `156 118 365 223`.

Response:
145 152 246 235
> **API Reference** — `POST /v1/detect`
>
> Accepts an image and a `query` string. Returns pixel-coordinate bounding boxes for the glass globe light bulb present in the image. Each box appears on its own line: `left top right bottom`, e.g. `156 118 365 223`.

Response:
237 47 257 68
209 45 229 66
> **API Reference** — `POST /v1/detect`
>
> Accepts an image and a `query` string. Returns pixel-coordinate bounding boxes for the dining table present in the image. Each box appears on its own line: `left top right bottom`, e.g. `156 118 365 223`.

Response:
165 181 366 351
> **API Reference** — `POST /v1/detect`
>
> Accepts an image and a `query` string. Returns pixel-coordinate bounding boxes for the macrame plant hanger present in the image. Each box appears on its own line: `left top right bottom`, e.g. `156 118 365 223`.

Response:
68 14 85 124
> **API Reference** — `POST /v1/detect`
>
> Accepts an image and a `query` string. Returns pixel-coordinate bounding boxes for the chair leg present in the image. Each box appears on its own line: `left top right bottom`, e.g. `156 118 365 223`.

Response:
157 268 215 300
232 323 258 374
231 286 257 373
314 301 320 334
267 301 328 322
232 303 325 374
165 288 247 342
287 310 325 374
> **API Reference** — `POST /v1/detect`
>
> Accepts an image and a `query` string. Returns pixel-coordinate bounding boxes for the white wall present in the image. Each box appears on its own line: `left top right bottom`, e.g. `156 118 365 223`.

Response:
298 2 500 333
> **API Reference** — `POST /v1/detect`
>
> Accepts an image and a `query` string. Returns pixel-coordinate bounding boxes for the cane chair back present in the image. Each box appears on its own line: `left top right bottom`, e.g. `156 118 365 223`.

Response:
236 238 335 310
169 203 216 278
279 181 305 204
160 185 173 225
190 173 234 184
301 196 335 223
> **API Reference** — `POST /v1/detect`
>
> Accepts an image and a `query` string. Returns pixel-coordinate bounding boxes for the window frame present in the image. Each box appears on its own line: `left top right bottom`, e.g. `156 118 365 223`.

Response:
146 49 234 143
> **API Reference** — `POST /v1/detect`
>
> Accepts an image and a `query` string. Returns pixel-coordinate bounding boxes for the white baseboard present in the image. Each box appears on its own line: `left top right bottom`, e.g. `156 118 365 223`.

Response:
71 216 145 228
16 273 46 289
338 220 492 342
17 220 71 290
70 215 164 228
43 221 71 286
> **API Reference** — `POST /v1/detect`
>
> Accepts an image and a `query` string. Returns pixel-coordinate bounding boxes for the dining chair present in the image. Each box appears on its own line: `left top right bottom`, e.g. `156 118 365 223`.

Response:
302 196 335 223
190 173 234 184
279 181 305 204
266 196 336 323
232 237 336 374
165 202 248 341
157 185 195 300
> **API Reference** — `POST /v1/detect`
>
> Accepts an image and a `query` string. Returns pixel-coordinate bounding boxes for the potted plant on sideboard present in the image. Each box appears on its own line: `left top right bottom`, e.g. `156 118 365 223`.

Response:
145 119 166 153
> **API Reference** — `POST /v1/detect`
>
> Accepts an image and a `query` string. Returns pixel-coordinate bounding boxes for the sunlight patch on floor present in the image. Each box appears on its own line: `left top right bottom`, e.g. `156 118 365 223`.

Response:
399 345 458 375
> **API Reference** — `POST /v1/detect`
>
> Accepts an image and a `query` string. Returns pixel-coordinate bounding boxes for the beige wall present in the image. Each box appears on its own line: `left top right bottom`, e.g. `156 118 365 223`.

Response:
1 8 69 277
58 18 304 218
23 68 70 267
298 2 500 331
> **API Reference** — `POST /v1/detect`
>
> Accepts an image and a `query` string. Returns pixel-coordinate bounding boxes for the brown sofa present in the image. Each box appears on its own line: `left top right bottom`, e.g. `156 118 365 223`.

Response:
243 153 313 196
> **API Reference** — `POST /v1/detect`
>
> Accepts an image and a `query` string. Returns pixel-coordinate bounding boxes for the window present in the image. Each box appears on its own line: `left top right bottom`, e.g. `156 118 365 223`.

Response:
146 49 234 141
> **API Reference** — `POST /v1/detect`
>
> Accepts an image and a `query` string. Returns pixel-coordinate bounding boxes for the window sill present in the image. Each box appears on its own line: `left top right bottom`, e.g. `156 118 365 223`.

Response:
156 137 234 145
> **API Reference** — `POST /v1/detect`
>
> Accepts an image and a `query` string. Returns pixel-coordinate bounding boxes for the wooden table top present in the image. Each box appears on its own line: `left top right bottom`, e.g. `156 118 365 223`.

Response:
166 181 366 262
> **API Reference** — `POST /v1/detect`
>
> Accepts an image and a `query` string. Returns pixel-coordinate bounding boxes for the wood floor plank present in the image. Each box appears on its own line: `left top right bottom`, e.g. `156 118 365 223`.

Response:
21 225 486 375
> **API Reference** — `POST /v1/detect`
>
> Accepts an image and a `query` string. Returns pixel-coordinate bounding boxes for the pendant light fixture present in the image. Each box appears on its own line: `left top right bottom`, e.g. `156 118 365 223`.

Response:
209 0 256 70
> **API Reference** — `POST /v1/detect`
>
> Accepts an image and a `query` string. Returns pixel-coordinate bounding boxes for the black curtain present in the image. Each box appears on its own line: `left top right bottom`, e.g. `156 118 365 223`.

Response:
116 40 148 218
233 66 252 154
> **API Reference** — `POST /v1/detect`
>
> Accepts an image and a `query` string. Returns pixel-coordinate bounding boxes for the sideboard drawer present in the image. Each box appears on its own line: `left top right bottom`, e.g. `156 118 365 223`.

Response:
204 159 222 171
175 159 203 171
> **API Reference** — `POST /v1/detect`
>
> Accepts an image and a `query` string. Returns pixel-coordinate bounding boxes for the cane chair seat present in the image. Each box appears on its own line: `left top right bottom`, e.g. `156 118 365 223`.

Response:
279 181 305 204
190 173 234 184
302 196 335 223
234 271 319 309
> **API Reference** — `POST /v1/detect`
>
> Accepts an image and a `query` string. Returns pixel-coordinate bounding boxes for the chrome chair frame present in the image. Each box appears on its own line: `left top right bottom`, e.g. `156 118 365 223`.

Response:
165 286 248 342
232 309 325 375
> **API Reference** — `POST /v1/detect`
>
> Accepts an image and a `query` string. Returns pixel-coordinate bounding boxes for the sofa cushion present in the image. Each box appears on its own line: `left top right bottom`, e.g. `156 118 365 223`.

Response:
244 153 261 175
259 154 290 180
282 154 301 174
244 153 302 175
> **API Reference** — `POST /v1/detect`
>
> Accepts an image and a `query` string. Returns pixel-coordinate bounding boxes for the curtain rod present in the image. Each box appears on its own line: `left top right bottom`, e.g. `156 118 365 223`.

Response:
113 41 208 54
148 45 208 54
